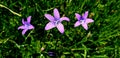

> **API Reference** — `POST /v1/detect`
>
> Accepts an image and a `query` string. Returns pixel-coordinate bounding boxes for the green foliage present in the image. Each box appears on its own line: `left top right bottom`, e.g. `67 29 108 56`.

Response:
0 0 120 58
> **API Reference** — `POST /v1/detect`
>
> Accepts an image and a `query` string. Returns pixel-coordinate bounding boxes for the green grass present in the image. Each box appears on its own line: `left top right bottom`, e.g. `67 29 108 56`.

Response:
0 0 120 58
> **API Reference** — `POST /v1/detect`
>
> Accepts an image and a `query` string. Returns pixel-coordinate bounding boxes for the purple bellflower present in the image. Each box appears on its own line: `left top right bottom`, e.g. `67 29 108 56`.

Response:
45 8 70 34
74 11 94 30
18 16 34 35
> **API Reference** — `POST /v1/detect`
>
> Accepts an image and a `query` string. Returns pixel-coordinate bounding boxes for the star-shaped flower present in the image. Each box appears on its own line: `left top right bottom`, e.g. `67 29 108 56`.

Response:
74 11 94 30
45 8 70 34
18 16 34 35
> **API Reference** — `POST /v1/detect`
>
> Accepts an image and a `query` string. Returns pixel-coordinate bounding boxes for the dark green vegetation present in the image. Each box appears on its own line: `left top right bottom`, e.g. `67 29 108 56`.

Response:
0 0 120 58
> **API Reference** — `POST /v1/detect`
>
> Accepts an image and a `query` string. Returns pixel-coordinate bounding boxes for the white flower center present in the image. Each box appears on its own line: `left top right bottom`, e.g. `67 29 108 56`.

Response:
79 20 85 24
79 16 85 24
54 20 60 26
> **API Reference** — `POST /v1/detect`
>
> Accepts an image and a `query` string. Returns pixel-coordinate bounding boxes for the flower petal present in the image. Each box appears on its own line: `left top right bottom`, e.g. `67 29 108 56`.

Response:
86 18 94 24
45 22 55 30
18 26 25 30
22 19 25 24
60 17 70 22
56 23 64 34
45 14 55 21
22 29 28 35
74 21 81 27
83 11 88 19
27 16 32 23
28 25 34 29
54 8 60 20
75 13 81 20
82 23 88 30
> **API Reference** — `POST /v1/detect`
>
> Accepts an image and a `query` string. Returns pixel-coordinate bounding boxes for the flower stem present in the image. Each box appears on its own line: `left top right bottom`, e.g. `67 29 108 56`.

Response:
0 4 22 17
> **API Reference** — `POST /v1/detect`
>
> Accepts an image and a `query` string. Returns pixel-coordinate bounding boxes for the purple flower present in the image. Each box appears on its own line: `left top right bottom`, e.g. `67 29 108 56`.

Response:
18 16 34 35
48 52 56 56
45 8 70 34
74 11 94 30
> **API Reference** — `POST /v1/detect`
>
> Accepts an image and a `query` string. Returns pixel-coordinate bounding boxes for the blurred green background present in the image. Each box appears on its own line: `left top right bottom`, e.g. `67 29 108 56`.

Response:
0 0 120 58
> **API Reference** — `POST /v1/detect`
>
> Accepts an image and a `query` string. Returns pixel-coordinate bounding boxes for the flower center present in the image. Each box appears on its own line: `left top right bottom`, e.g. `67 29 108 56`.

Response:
79 17 85 24
54 20 60 26
24 22 31 28
79 20 85 24
80 16 84 20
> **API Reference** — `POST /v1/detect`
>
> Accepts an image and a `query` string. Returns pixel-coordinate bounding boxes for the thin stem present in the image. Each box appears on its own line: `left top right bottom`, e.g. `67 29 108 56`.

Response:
0 4 22 17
